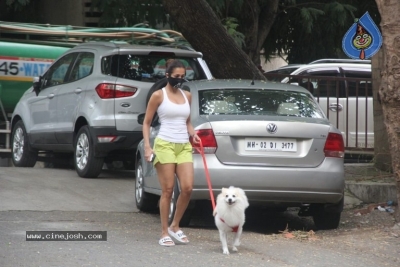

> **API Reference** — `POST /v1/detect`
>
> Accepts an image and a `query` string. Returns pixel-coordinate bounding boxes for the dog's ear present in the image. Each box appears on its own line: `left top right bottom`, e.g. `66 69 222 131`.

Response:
221 187 227 194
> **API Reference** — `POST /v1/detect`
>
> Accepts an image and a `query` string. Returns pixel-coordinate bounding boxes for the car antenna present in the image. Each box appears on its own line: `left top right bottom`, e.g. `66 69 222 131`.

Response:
251 74 255 85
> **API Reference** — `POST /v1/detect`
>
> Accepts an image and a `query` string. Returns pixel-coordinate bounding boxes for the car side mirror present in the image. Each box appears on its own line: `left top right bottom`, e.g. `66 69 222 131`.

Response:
33 76 42 96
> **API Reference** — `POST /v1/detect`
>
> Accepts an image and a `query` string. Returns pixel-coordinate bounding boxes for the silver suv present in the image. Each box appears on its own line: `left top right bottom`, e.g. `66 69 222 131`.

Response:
11 42 212 177
266 60 372 152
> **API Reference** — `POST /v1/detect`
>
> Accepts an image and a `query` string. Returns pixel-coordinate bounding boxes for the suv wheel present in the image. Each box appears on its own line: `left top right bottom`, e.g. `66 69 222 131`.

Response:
74 126 103 178
11 120 37 167
135 158 158 211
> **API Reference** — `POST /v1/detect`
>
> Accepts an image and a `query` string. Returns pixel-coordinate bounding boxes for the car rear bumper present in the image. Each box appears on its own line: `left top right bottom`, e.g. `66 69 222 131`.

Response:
191 155 344 205
89 126 143 157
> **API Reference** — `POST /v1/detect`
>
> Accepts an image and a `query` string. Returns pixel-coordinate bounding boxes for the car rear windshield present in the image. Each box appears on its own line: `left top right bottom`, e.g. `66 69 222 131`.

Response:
199 89 325 118
101 54 207 82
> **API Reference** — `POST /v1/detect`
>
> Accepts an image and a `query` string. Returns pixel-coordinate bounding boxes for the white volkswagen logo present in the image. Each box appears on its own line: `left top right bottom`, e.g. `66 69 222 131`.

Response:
267 123 277 134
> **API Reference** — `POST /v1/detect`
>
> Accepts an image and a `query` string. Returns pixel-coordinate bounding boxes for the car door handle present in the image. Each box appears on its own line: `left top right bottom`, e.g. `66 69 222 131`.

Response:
47 93 55 99
329 103 343 112
75 89 82 94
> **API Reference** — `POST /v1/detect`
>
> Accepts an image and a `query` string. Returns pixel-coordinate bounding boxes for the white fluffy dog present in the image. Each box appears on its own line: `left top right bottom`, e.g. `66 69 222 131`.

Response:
213 186 249 254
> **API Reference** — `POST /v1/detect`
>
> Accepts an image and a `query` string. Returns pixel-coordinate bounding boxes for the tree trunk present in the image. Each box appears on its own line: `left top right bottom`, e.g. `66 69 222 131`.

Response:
239 0 279 65
162 0 265 80
372 49 392 172
375 0 400 221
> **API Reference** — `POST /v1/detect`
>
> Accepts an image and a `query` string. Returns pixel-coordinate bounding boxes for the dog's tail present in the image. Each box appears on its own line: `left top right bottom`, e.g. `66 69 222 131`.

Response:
236 187 249 208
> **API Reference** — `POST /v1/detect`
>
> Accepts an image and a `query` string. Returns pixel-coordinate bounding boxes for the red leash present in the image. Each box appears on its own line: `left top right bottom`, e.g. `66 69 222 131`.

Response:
194 140 216 210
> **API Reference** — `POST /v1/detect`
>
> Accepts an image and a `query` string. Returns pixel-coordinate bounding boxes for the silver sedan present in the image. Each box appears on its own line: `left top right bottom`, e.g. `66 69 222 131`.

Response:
135 79 345 230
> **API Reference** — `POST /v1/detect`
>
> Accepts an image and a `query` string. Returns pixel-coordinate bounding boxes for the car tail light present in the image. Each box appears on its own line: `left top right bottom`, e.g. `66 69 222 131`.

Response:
95 83 137 99
191 129 217 154
324 133 344 158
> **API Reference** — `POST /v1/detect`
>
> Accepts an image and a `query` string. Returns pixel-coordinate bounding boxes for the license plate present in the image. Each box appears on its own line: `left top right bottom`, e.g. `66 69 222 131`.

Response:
245 138 297 152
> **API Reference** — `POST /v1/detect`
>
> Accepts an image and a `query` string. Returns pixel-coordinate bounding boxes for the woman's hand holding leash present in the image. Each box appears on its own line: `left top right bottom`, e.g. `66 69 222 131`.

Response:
191 133 200 144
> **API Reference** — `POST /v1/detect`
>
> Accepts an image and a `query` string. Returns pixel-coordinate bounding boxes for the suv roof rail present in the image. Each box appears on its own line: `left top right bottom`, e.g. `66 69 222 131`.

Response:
74 41 121 48
309 58 371 64
0 21 189 47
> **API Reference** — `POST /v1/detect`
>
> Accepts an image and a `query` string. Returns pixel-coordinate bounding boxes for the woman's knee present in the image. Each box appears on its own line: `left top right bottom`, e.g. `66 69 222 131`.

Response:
161 187 174 198
180 185 193 196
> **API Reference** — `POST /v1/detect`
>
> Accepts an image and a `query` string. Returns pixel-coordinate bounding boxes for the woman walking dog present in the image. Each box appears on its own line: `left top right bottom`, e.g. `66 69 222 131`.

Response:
142 59 200 246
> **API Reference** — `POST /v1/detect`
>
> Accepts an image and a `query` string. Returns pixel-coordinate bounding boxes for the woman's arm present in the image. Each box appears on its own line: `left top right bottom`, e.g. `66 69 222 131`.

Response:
143 91 161 161
185 91 200 144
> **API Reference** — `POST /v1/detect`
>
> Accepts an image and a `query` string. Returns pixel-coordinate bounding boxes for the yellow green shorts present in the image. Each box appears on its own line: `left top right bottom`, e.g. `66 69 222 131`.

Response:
153 137 193 165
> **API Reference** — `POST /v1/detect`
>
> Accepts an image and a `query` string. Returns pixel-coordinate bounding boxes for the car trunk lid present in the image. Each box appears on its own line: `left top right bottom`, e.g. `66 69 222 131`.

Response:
207 116 331 168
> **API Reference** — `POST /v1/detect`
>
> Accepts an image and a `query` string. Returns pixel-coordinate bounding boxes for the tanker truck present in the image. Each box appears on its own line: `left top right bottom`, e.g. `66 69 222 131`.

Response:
0 22 211 174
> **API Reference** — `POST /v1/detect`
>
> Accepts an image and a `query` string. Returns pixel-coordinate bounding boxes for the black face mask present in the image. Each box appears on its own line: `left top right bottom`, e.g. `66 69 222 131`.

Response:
168 77 185 88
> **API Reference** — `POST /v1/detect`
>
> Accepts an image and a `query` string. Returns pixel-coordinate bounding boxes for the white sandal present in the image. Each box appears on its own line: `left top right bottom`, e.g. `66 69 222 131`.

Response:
159 236 175 247
168 228 189 244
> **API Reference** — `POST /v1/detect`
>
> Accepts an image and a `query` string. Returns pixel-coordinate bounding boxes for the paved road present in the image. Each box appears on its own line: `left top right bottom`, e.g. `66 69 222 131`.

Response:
0 166 136 212
0 166 399 267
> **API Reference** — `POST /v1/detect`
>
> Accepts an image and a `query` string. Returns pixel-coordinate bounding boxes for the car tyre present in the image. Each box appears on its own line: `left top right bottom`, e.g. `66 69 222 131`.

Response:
135 158 158 211
74 126 104 178
11 120 37 167
168 178 194 227
312 198 343 230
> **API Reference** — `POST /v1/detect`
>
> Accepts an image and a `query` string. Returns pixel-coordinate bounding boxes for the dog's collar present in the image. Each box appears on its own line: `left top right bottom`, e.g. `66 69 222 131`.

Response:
220 217 239 232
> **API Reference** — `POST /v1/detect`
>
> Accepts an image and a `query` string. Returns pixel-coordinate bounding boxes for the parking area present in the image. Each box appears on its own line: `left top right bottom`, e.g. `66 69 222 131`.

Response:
0 165 136 212
1 166 399 267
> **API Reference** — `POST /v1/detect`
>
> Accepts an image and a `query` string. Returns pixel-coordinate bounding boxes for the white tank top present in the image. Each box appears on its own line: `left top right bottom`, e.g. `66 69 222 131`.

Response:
157 88 191 143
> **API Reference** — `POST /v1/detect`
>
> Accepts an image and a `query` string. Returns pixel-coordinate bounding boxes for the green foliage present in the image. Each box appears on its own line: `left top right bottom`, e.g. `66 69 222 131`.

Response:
5 0 380 64
6 0 30 10
299 7 324 33
263 0 379 64
222 17 245 48
206 0 244 17
91 0 167 28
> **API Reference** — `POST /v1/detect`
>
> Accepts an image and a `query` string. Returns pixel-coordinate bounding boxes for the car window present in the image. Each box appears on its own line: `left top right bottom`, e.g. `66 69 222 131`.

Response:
199 89 324 118
68 52 94 82
342 69 372 97
42 53 76 89
301 70 343 98
101 54 206 82
264 67 301 82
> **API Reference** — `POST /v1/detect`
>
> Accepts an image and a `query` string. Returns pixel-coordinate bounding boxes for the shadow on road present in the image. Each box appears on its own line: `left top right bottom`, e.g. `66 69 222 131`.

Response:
186 200 316 235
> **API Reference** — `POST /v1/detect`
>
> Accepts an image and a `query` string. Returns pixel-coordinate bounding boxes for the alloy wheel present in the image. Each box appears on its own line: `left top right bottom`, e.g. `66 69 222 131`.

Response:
13 127 24 162
76 133 89 170
169 191 176 221
135 164 143 203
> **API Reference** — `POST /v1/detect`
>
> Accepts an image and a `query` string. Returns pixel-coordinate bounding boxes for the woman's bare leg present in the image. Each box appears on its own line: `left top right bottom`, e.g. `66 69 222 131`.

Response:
156 163 176 242
169 162 194 239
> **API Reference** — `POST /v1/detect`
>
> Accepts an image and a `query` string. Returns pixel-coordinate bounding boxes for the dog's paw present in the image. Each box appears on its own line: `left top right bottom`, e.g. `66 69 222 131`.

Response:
232 246 238 252
223 248 230 255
